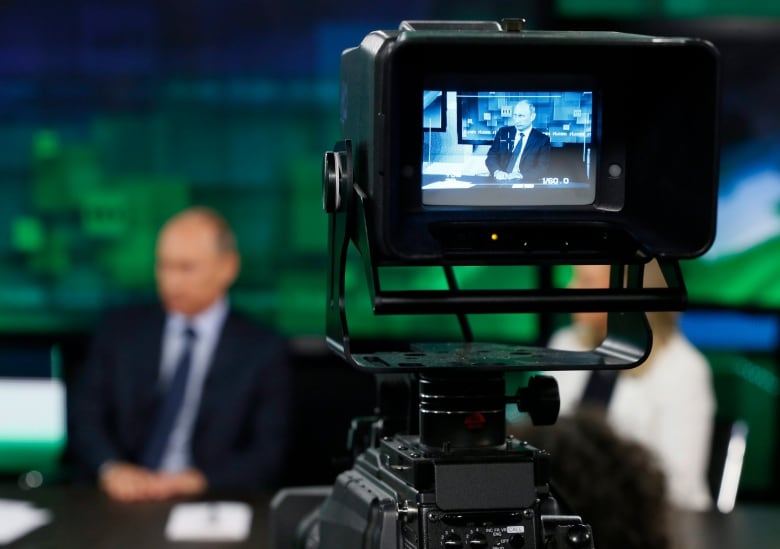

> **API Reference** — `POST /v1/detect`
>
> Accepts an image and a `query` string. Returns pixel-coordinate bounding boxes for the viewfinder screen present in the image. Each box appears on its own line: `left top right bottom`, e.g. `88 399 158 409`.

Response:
422 90 595 207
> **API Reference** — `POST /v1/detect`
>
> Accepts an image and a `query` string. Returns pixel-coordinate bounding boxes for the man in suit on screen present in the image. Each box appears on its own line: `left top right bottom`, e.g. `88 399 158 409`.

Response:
69 206 291 501
485 99 551 183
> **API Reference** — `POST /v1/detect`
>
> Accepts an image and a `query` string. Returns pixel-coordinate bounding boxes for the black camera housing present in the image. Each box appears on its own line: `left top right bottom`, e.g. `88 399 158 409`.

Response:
285 20 722 549
275 18 722 549
324 21 719 375
338 22 720 265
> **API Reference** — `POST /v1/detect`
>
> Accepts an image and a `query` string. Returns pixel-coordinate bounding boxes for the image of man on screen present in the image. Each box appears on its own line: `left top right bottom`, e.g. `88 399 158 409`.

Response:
485 100 551 183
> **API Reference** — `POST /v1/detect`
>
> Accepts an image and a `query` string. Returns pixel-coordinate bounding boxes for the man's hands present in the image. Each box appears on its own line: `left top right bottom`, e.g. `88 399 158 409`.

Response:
493 169 524 181
99 461 207 502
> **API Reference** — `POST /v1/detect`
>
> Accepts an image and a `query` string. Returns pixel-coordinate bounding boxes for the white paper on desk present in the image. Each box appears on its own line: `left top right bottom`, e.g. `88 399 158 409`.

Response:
0 498 52 544
422 180 474 189
165 501 253 542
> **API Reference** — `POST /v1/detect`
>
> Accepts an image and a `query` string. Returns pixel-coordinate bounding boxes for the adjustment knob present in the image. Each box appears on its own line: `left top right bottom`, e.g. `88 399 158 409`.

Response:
322 151 340 213
515 375 560 425
321 140 352 214
509 533 526 548
566 524 592 548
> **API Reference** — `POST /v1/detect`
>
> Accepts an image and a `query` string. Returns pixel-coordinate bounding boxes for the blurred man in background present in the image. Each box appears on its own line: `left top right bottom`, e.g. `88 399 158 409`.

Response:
69 206 291 501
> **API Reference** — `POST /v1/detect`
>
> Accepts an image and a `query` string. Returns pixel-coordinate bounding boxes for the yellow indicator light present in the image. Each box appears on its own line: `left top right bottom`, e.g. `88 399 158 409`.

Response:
491 233 499 241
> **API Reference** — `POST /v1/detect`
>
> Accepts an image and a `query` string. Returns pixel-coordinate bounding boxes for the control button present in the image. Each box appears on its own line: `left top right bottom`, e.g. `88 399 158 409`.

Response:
509 533 526 548
467 532 488 548
607 163 623 178
442 534 463 549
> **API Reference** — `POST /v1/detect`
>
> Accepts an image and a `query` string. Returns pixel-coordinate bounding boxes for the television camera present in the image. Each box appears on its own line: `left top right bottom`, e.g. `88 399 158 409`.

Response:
271 19 720 549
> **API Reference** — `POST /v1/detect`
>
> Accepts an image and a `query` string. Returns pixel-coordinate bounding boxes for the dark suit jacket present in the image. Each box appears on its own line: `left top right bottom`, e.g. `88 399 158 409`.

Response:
68 304 291 490
485 126 551 182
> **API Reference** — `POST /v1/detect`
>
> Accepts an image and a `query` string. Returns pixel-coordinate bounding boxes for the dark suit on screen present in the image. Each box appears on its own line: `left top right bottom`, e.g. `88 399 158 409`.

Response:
485 126 551 183
69 304 291 490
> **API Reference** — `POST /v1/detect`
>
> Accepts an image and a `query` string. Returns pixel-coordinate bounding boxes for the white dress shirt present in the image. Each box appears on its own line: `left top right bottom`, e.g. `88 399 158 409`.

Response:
548 326 715 511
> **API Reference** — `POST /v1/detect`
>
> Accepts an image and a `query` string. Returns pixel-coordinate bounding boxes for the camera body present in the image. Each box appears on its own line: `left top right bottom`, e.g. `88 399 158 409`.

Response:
278 19 722 549
294 369 592 549
336 20 719 265
316 434 591 549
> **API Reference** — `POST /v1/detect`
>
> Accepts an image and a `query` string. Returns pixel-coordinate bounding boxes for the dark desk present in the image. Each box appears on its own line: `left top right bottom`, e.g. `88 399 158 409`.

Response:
670 504 780 549
1 483 778 548
0 484 271 549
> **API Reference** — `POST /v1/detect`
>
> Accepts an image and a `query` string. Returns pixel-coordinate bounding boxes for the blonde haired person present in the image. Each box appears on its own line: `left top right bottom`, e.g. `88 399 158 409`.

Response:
548 261 715 511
